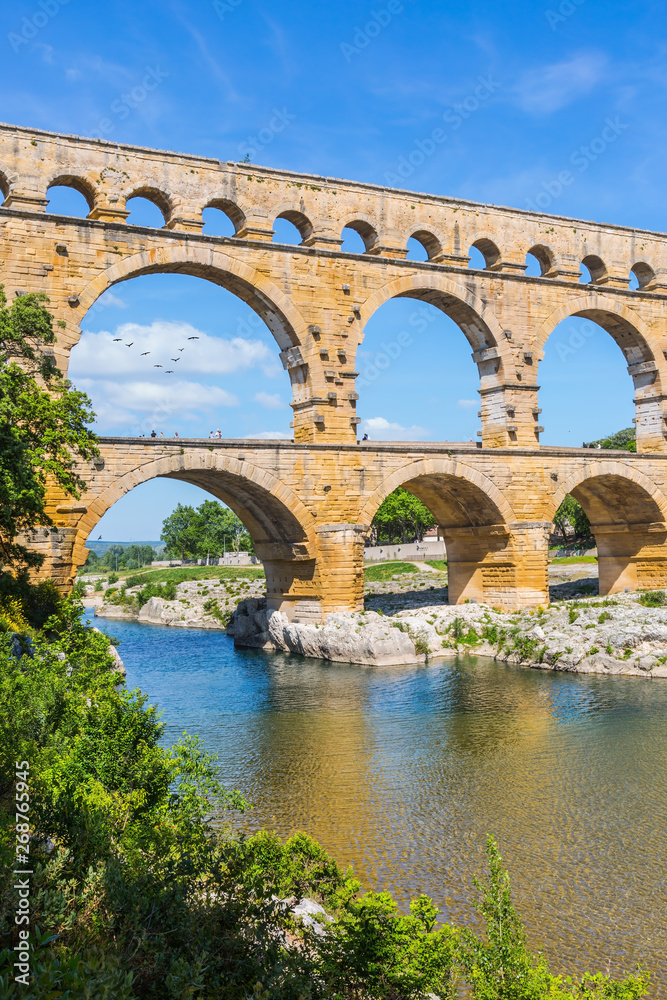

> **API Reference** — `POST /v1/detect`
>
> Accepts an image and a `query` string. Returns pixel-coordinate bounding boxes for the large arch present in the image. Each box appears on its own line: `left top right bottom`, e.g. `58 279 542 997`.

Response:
360 458 530 607
537 295 666 452
73 447 318 613
360 273 504 351
537 295 660 367
551 462 667 595
70 245 309 355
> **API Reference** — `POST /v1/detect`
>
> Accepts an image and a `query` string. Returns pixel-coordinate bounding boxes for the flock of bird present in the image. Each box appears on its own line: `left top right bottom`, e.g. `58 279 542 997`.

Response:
111 334 200 373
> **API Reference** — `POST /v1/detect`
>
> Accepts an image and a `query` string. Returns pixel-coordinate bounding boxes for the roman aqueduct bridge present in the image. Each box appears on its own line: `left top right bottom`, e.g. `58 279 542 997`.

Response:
3 122 667 612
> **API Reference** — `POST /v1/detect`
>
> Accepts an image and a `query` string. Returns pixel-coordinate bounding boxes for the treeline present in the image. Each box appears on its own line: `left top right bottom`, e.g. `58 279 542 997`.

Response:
84 544 157 572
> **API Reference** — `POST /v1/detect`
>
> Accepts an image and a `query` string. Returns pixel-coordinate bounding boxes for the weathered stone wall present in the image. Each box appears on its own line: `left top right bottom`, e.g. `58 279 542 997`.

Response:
3 122 667 449
36 438 667 613
5 123 667 613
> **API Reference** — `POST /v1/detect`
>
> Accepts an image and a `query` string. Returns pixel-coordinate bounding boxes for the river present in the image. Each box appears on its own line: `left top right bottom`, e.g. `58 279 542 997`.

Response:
87 612 667 991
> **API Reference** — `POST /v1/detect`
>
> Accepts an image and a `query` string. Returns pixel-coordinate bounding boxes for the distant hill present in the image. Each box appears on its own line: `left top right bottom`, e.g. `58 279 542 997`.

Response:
85 540 165 556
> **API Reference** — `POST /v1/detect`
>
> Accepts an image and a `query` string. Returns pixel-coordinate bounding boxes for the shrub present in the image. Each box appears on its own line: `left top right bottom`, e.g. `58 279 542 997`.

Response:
107 573 118 584
638 590 667 607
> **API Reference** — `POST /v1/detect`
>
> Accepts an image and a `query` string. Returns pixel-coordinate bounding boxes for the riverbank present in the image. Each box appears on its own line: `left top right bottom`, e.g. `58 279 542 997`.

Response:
227 592 667 678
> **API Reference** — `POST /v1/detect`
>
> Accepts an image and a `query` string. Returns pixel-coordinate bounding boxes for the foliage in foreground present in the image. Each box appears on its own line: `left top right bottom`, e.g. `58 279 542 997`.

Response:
0 593 651 999
0 286 98 573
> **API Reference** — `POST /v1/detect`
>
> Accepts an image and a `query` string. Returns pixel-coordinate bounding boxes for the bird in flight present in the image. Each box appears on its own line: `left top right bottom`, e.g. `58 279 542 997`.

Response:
165 370 174 374
170 357 180 362
177 348 184 352
125 342 134 347
141 351 150 356
113 337 122 342
153 364 162 368
187 336 199 340
97 534 102 539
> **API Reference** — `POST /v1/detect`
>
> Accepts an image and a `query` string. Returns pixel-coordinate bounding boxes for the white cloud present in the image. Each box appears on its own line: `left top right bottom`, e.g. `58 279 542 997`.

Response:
360 417 428 441
457 398 477 408
514 52 606 115
254 391 285 409
79 379 238 432
70 321 281 379
244 430 292 440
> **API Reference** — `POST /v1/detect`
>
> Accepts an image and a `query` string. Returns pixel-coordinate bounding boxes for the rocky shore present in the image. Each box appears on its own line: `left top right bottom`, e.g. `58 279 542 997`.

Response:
227 592 667 679
91 563 667 678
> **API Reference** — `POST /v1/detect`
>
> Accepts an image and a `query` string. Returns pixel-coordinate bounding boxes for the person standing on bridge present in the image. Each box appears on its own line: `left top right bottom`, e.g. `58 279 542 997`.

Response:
150 429 156 438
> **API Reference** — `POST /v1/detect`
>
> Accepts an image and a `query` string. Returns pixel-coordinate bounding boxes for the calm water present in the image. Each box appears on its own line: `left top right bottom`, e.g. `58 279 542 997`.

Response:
87 612 667 991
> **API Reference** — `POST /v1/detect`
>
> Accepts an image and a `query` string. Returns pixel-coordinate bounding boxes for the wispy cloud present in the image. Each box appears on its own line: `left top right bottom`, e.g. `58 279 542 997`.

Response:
360 416 428 441
244 430 292 440
457 398 477 408
253 391 285 409
513 52 607 115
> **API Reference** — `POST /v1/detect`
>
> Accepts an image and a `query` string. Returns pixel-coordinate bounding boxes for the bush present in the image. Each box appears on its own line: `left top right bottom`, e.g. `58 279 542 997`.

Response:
107 573 118 584
638 590 667 607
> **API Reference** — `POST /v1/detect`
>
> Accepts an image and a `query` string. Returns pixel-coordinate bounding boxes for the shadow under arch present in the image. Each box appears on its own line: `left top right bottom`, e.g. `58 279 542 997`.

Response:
360 458 521 606
71 244 308 354
552 462 667 594
74 446 317 605
360 273 504 352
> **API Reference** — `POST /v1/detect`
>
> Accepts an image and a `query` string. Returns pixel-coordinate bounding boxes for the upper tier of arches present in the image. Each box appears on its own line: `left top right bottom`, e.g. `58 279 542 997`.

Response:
1 143 665 292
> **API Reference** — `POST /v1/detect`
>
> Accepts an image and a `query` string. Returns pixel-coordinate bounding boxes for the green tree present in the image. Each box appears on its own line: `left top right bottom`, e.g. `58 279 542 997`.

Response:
588 427 636 452
160 500 251 561
0 287 98 573
370 487 435 545
553 495 593 548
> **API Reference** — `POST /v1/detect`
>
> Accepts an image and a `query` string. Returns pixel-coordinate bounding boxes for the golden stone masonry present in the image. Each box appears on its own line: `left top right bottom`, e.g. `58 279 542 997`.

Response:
2 122 667 612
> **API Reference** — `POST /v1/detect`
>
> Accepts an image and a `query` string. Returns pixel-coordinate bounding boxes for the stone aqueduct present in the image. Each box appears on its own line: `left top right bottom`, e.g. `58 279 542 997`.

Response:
3 121 667 614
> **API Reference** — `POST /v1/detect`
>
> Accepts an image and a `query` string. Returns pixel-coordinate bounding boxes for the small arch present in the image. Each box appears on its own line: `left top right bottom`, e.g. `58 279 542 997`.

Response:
580 254 607 284
202 198 245 236
526 244 555 277
630 262 655 290
408 229 442 261
46 174 96 218
468 237 501 270
125 186 173 227
274 209 313 245
341 219 378 254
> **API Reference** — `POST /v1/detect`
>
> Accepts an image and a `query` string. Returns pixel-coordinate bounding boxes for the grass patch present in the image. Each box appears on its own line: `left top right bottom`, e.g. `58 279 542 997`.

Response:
638 590 667 607
425 559 448 572
549 555 598 565
107 565 265 587
364 561 420 582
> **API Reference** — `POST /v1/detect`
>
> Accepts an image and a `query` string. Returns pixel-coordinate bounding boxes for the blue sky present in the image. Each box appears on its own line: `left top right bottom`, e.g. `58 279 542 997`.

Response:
3 0 662 538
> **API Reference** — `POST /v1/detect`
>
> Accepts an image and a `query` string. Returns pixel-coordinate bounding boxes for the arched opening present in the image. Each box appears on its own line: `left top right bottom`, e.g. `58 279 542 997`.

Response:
341 219 378 254
356 285 499 443
407 229 441 261
68 271 293 442
538 309 653 447
273 210 312 245
202 199 244 237
406 237 428 261
557 471 667 594
46 176 95 218
580 254 607 284
75 453 316 616
125 188 172 227
525 244 554 277
468 238 501 270
363 464 516 606
629 262 655 291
